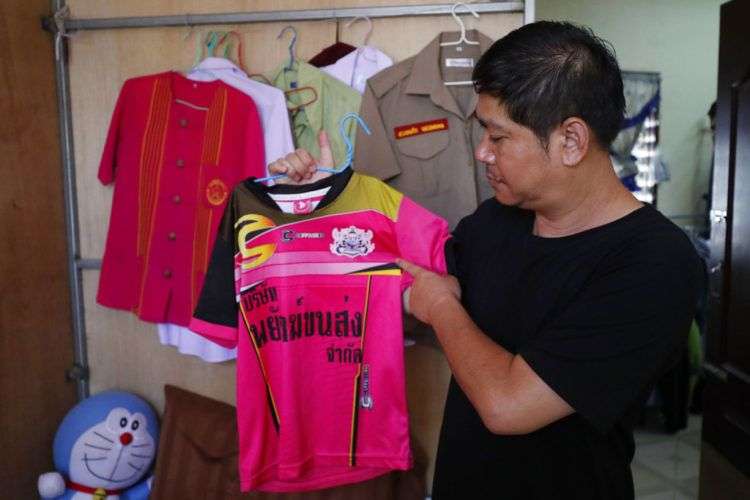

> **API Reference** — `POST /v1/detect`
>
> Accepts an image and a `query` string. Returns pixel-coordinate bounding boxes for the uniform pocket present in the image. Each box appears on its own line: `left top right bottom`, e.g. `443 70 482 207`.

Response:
394 129 450 197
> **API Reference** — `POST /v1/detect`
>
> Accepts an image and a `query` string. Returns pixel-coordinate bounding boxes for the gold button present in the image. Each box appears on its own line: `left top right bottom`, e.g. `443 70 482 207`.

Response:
179 118 188 127
176 158 185 167
173 195 181 204
163 268 172 278
167 232 176 241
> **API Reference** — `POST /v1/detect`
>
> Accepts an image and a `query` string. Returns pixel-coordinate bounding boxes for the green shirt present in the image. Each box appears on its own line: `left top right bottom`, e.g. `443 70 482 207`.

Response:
269 60 362 166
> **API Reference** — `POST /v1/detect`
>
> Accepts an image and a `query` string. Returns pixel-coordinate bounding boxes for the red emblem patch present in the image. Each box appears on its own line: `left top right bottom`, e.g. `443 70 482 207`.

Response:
394 118 449 140
206 178 228 206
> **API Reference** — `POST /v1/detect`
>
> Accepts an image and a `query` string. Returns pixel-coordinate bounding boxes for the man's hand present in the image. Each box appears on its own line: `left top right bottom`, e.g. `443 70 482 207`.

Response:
397 259 460 325
267 130 334 184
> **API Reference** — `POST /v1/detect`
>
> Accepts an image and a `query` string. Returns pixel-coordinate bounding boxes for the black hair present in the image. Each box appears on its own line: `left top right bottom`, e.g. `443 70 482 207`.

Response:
472 21 625 149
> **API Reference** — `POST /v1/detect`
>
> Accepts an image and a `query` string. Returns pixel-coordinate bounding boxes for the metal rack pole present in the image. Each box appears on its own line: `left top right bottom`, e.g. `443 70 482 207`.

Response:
52 0 89 399
55 2 524 31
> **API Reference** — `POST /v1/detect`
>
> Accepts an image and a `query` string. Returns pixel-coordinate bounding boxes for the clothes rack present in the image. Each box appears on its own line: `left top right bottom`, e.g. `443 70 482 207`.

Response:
44 0 531 400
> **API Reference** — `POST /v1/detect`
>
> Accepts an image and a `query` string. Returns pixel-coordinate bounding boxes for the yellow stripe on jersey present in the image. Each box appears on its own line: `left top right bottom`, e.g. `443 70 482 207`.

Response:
349 275 372 466
349 269 402 276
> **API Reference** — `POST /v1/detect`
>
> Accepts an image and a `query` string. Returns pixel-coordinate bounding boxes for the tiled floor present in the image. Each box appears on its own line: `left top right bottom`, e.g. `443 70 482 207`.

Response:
632 414 702 499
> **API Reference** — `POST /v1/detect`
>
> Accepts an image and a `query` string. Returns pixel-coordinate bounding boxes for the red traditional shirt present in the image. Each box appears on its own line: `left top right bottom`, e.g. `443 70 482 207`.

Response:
97 71 265 326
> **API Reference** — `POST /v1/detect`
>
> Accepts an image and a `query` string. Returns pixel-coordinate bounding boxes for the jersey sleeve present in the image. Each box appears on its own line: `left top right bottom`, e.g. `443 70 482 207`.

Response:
352 82 401 181
444 214 469 279
394 196 450 290
189 195 239 348
98 81 129 185
518 235 704 433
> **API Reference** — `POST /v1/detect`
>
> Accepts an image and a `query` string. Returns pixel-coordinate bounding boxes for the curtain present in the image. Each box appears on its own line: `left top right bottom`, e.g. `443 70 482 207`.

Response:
611 72 661 183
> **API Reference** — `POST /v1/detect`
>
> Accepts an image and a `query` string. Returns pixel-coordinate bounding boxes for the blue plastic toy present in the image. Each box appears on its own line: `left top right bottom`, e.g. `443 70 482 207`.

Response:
37 390 159 500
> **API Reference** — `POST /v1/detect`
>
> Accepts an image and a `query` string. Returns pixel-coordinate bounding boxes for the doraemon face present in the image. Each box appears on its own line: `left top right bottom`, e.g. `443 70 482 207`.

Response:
68 407 156 489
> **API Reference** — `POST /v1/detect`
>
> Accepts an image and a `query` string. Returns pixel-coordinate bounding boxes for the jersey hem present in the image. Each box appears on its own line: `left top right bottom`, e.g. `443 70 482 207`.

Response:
240 458 411 493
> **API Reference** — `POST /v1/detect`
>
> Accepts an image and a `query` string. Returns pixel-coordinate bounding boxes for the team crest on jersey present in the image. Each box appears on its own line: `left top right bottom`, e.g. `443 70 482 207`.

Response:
330 226 375 258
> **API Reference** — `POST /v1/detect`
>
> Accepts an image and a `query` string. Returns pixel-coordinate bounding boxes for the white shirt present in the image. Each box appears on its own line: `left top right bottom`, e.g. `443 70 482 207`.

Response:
188 57 295 168
321 46 393 94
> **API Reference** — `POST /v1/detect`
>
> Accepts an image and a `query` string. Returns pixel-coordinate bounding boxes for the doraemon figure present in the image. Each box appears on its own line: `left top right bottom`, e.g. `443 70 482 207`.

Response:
38 390 159 500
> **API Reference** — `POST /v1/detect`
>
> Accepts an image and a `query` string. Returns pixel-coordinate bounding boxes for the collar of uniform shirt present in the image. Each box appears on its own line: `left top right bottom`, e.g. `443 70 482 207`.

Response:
404 30 493 119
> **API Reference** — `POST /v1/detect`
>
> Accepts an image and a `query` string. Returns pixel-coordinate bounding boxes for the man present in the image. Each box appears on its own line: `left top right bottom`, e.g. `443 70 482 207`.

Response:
270 21 702 500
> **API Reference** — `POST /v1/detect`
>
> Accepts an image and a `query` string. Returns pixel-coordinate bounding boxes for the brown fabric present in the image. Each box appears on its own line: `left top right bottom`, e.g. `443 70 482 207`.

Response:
151 385 425 499
308 42 356 67
353 30 495 229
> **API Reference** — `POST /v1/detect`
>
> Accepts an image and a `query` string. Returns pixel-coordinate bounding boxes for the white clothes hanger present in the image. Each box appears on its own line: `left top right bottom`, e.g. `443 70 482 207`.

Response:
442 2 480 86
345 16 374 48
343 15 378 88
440 3 480 49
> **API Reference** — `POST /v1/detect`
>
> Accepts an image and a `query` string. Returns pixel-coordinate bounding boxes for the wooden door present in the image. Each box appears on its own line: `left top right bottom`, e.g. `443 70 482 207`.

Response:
0 0 78 495
702 0 750 493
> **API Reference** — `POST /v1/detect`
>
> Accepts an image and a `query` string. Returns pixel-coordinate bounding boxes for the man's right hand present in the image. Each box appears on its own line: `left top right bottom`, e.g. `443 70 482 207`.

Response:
268 130 334 184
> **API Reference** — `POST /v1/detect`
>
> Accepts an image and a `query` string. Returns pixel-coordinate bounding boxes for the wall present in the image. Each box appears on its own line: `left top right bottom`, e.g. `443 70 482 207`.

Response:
536 0 723 221
64 0 523 492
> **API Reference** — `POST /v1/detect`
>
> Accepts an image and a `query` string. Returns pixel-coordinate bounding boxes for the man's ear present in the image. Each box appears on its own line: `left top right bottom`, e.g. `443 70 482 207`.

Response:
558 117 590 167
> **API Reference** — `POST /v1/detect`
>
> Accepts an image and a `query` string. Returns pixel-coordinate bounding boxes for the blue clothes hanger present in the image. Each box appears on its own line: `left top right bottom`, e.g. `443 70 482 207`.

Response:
277 26 298 72
255 112 372 184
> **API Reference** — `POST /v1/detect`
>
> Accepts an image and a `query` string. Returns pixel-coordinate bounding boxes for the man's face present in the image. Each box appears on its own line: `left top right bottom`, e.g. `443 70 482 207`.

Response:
474 94 560 209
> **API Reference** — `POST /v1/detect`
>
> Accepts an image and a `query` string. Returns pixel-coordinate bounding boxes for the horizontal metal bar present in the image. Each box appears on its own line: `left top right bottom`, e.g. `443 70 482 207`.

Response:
77 258 102 270
60 2 524 31
704 361 729 382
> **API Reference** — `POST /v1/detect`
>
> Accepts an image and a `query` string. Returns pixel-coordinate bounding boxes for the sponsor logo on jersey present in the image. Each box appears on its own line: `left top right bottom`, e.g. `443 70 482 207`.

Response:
394 118 449 139
235 214 277 270
281 230 325 242
360 364 373 409
330 226 375 258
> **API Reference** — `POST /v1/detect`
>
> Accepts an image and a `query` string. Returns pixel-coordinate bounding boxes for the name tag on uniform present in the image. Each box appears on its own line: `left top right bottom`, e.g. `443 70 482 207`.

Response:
394 118 449 140
444 58 475 68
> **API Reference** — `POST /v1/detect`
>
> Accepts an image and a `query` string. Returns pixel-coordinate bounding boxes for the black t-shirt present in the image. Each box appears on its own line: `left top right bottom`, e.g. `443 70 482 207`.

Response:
432 200 704 500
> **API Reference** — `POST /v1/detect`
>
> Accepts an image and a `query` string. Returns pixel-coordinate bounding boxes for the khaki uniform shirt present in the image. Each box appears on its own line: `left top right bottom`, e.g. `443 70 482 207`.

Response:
353 31 495 228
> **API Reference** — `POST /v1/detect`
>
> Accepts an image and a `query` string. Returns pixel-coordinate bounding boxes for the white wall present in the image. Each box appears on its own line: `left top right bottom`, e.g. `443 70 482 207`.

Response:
536 0 723 221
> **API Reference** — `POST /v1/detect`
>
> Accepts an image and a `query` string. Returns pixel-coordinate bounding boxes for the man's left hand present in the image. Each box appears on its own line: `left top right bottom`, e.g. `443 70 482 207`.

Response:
396 259 460 325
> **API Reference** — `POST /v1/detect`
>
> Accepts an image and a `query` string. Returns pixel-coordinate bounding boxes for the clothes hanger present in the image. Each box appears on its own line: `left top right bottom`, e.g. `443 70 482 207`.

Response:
274 25 318 107
182 13 195 42
278 26 298 73
346 16 373 47
345 16 378 65
254 112 372 184
216 30 246 72
188 31 240 74
175 31 226 111
440 2 480 49
441 3 480 87
285 86 319 112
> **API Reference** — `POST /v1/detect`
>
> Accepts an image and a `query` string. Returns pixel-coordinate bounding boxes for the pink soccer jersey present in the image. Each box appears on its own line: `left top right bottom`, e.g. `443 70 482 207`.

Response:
189 170 449 492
